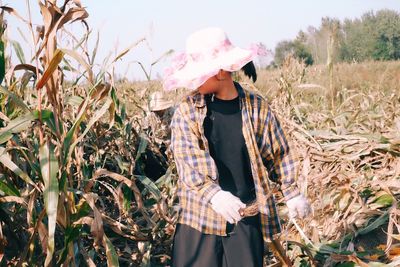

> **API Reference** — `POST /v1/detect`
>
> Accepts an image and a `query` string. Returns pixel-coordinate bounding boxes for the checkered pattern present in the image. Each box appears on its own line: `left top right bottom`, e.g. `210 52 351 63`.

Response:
169 82 300 241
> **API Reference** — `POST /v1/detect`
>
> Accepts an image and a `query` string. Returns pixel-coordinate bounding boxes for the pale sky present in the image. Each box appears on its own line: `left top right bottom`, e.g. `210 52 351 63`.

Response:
4 0 400 80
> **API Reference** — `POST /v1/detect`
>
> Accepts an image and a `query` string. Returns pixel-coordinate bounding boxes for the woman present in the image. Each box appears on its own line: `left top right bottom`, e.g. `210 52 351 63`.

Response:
163 27 311 267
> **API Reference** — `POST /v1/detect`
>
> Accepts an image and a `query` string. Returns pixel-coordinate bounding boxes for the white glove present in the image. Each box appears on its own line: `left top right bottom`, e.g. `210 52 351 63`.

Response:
210 190 246 224
286 194 311 219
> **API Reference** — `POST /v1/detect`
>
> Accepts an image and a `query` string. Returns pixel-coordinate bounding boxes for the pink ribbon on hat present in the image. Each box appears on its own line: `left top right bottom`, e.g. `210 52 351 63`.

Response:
211 38 232 58
249 42 269 57
188 39 233 62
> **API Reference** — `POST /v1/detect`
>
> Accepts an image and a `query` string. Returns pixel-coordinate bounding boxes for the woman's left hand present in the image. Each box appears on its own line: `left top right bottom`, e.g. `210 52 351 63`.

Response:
286 194 311 219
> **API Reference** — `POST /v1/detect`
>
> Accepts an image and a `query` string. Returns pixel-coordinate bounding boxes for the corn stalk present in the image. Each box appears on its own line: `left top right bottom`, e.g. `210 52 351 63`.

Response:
0 1 176 266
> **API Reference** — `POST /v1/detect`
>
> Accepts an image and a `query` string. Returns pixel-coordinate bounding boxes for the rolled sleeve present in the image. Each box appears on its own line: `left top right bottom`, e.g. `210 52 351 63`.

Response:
260 106 300 201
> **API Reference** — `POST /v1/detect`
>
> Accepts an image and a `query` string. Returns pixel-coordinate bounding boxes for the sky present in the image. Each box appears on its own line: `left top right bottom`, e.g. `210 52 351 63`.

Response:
4 0 400 81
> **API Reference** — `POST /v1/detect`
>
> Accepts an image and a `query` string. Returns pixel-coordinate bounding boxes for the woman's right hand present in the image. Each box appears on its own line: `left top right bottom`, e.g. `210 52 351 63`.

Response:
210 190 246 224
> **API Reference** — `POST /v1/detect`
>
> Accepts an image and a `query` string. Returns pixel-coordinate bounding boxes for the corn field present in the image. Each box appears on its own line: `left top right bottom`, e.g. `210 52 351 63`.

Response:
0 1 399 267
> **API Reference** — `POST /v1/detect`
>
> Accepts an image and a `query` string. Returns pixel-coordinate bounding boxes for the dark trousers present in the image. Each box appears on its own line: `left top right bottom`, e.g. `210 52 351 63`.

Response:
171 215 264 267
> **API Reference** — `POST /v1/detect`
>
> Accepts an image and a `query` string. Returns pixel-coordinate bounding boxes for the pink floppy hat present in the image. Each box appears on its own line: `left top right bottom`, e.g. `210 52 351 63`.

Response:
162 27 267 91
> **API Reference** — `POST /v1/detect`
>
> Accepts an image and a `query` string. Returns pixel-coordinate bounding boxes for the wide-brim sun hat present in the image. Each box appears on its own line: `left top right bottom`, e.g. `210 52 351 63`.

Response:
162 27 267 91
149 91 174 111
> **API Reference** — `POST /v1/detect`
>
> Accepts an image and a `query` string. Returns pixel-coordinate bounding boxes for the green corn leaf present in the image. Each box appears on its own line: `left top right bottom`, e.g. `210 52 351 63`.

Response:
39 142 59 267
374 193 393 207
103 235 119 267
0 85 30 112
135 175 161 200
0 39 5 84
11 40 25 64
62 80 102 164
0 177 20 196
0 146 35 186
67 97 112 161
135 134 148 162
0 112 35 144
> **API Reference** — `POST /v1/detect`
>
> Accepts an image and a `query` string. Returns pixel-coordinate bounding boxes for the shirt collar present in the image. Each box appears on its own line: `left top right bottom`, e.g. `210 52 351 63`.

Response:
192 81 246 108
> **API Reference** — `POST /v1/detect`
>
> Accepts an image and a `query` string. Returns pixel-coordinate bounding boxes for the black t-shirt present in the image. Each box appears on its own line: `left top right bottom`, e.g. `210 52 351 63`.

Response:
203 94 256 204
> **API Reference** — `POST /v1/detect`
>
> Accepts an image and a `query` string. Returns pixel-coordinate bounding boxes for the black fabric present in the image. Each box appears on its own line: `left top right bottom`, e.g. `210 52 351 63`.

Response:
171 222 264 267
203 92 260 234
203 94 256 204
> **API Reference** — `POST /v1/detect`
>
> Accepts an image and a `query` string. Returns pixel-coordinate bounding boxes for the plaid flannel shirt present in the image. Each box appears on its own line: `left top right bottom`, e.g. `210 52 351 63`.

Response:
169 82 300 241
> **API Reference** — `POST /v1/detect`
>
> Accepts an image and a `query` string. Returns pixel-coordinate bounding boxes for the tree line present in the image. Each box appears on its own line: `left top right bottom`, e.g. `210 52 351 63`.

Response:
273 9 400 66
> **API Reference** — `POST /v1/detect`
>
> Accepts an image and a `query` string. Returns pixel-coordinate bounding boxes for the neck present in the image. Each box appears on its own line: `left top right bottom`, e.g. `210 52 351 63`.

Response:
214 80 238 100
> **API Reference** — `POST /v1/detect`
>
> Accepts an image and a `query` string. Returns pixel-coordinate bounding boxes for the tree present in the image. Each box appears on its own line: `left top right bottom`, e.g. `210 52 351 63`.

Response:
340 9 400 62
372 9 400 60
274 9 400 65
274 40 313 66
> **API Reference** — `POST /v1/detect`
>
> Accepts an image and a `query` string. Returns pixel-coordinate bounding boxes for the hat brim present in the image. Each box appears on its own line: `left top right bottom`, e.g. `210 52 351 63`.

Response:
163 47 254 91
150 100 174 111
